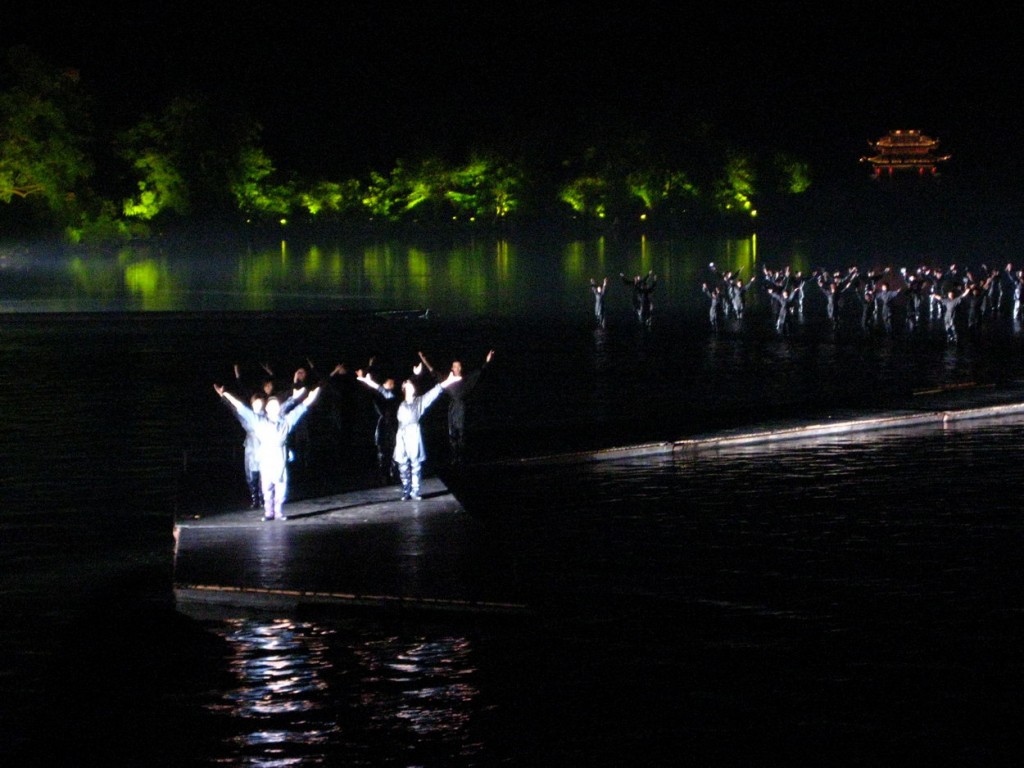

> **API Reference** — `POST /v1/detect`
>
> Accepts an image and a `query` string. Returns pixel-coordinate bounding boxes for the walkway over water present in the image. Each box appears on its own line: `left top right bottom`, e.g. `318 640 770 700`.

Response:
174 381 1024 620
517 381 1024 464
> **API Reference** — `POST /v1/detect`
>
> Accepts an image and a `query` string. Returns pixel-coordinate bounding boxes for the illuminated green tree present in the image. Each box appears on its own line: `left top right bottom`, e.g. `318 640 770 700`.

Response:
713 152 758 216
349 155 527 224
122 149 189 220
297 179 362 218
447 154 521 221
559 175 610 219
65 200 138 245
773 152 812 194
118 101 194 220
626 168 700 215
361 159 451 221
0 47 93 222
404 157 451 216
229 146 294 219
118 96 267 220
361 166 411 220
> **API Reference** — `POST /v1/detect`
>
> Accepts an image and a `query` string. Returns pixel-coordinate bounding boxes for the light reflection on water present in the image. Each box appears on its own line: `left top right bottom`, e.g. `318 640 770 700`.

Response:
205 619 485 765
0 234 757 318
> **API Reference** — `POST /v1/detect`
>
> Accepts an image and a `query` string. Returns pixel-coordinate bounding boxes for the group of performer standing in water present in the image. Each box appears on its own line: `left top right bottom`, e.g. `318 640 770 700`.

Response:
595 260 1024 342
214 349 495 520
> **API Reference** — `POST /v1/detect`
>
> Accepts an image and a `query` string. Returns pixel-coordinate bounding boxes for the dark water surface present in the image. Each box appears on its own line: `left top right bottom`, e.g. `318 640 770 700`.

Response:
2 235 1023 765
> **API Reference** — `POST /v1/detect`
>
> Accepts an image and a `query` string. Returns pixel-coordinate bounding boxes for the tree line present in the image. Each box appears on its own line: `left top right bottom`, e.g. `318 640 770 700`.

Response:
0 46 812 244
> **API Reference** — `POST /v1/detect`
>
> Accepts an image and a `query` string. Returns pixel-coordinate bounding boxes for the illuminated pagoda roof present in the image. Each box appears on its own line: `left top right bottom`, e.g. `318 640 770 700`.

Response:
860 129 951 176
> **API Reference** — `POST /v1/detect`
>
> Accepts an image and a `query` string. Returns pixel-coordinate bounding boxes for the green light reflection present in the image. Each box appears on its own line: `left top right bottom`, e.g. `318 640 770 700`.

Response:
54 234 771 316
123 257 178 310
563 241 586 282
68 256 121 301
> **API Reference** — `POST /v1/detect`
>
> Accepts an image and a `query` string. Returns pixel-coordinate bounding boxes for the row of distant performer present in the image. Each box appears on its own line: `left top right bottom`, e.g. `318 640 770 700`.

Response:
589 264 1024 338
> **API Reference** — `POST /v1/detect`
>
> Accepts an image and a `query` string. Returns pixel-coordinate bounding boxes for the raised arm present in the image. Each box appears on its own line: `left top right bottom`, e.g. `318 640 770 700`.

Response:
462 350 495 392
356 370 380 391
417 350 435 374
215 384 257 430
215 383 244 410
304 385 321 408
227 363 249 398
284 386 321 429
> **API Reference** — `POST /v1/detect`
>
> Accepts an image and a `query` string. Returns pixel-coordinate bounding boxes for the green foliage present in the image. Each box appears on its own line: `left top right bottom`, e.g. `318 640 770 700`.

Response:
298 179 362 218
122 149 189 220
359 156 524 223
626 169 699 212
362 167 410 220
0 46 93 221
713 152 758 215
0 44 818 238
230 146 294 219
118 96 267 220
773 153 812 194
404 158 450 214
360 159 443 220
447 155 522 220
66 201 148 245
559 176 610 218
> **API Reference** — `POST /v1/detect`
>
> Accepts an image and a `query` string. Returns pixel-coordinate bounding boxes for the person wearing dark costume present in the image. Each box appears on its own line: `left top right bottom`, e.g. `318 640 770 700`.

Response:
321 361 359 456
849 283 875 332
726 275 755 320
242 362 284 401
873 282 906 335
816 272 851 328
931 284 972 342
355 365 400 485
701 283 724 330
285 362 319 469
979 264 1002 318
418 349 495 465
620 270 657 327
232 363 274 402
708 263 738 319
589 277 609 327
903 272 930 330
766 286 798 335
965 275 987 332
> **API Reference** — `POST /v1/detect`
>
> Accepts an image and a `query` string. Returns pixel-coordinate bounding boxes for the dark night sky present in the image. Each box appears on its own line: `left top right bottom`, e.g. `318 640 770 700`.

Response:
4 2 1024 185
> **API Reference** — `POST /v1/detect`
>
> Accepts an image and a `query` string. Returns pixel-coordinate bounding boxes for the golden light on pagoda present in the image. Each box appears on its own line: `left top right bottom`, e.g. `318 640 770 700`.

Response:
860 129 951 177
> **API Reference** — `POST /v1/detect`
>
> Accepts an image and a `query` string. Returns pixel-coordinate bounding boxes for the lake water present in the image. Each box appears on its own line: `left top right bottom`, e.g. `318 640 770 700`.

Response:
1 230 1022 765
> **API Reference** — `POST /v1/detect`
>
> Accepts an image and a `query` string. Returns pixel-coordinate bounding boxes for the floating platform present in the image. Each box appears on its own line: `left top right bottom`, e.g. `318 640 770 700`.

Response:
175 382 1024 619
173 477 529 621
